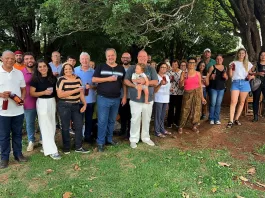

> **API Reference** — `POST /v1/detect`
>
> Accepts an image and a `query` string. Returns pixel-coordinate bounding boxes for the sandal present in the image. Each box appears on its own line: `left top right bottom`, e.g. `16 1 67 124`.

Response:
178 128 183 134
192 126 200 134
226 121 233 128
163 131 172 135
234 120 242 126
156 133 166 138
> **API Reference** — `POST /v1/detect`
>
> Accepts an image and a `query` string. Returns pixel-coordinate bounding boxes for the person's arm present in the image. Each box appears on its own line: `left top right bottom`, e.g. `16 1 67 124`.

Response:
228 62 234 78
198 72 206 104
121 82 127 106
30 86 52 97
56 79 83 98
154 81 162 93
179 72 185 88
148 67 159 87
92 76 117 83
205 67 214 86
79 91 87 113
20 87 26 101
0 92 11 99
144 76 149 87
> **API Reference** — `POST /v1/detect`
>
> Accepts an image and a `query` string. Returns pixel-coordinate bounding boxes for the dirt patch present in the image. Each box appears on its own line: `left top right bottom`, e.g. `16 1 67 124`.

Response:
146 107 265 162
0 173 9 184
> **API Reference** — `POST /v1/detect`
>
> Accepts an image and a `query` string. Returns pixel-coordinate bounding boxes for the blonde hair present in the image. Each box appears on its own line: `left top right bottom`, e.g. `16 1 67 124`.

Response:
136 63 146 72
235 48 249 72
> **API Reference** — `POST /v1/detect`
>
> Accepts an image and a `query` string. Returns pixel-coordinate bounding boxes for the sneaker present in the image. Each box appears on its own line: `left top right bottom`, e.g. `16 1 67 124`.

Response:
64 151 70 154
69 128 75 135
215 120 221 125
27 141 34 152
130 142 137 149
39 140 42 145
50 153 61 160
75 147 90 154
143 140 155 146
40 147 44 153
210 120 215 125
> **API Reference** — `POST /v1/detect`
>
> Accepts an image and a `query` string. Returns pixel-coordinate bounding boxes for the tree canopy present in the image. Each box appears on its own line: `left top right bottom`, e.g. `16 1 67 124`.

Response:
1 0 263 62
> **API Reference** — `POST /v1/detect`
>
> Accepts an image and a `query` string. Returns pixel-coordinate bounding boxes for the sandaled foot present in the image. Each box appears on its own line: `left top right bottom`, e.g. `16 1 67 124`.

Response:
192 126 199 133
163 131 172 135
178 128 183 134
234 120 242 126
156 133 166 138
226 121 233 128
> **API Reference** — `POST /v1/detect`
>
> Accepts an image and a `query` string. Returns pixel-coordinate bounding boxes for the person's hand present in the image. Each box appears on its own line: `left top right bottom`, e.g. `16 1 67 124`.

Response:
85 84 91 89
139 78 146 85
108 75 117 82
258 72 265 77
80 104 86 113
1 91 11 99
202 98 207 105
211 74 216 80
161 80 166 85
248 75 255 80
222 72 228 79
43 89 52 95
121 97 127 106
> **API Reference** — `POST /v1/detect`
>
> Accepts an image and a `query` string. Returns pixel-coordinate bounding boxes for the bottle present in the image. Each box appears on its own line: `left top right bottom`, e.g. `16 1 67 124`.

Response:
162 76 166 81
9 93 23 105
2 99 8 110
85 83 89 96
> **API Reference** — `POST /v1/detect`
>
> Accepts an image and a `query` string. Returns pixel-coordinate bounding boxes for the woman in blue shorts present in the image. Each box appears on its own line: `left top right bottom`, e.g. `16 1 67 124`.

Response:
226 48 255 128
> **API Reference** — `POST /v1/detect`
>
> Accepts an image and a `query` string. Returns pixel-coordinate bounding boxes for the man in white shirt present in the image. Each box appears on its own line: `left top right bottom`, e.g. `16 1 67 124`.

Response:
0 50 27 169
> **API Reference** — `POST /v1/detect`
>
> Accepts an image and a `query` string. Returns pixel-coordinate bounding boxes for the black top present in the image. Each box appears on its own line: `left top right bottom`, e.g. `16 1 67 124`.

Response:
209 66 226 90
93 63 125 98
30 77 57 98
56 76 82 103
256 62 265 85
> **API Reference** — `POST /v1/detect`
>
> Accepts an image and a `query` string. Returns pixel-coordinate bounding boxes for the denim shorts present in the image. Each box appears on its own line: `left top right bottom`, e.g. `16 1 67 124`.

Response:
231 79 251 92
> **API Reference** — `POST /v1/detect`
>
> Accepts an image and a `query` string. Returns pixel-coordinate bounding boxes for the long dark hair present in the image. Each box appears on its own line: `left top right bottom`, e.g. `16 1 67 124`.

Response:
196 60 207 76
31 59 56 84
258 50 265 63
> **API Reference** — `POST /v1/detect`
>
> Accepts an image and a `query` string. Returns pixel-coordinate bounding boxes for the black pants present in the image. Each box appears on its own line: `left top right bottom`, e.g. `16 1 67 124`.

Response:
58 101 83 151
167 95 183 126
252 85 265 115
118 99 131 137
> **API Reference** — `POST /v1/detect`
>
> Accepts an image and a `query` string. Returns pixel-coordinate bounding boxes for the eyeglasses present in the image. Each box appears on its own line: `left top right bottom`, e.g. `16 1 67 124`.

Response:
188 62 196 64
160 66 167 68
121 57 130 59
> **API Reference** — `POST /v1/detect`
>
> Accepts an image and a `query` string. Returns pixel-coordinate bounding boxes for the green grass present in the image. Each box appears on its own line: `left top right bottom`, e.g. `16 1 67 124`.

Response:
1 143 265 198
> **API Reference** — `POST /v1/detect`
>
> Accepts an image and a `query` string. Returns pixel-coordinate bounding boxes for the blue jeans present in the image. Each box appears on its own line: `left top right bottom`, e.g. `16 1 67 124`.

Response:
154 102 168 135
83 103 94 140
97 95 120 145
209 89 225 121
24 109 37 142
0 114 24 160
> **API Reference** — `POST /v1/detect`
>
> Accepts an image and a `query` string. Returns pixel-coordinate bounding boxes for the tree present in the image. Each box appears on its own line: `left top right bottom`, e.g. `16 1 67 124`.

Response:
217 0 265 61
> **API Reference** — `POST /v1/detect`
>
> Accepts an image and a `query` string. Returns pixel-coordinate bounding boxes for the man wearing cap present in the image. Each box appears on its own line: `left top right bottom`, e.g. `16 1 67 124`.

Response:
14 50 25 71
203 48 216 71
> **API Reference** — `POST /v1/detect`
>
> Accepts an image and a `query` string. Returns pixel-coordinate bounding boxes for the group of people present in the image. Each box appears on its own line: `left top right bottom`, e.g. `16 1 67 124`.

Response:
0 47 264 169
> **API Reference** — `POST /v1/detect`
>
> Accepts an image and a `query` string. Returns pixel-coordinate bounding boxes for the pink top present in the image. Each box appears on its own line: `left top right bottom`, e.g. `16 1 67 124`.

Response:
184 72 200 91
21 68 37 109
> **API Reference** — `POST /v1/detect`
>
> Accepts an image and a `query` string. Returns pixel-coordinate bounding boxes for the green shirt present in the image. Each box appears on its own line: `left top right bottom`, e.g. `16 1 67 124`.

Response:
206 58 216 71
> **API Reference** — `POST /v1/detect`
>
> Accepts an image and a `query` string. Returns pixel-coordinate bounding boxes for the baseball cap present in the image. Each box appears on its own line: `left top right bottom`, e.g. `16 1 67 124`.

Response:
14 50 23 55
204 48 211 53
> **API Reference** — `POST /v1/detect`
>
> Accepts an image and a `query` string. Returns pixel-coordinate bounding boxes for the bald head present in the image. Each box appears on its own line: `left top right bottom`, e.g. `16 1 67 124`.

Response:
137 50 148 65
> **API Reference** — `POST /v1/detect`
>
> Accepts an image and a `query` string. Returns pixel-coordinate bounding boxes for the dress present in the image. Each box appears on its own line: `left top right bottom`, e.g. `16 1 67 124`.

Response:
132 73 147 89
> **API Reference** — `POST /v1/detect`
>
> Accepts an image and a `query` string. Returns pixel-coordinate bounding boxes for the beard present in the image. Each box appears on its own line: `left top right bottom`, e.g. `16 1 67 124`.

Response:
123 61 130 66
16 58 23 64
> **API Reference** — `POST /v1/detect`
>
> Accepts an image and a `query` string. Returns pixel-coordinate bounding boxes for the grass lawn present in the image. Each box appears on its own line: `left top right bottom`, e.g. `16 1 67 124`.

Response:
1 137 265 198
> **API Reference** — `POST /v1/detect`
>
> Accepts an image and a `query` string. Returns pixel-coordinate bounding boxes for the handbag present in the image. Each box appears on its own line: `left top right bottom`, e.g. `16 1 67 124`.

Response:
250 77 261 91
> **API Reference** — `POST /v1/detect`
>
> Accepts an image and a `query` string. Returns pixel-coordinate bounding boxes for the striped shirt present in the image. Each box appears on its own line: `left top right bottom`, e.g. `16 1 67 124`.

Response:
56 76 82 103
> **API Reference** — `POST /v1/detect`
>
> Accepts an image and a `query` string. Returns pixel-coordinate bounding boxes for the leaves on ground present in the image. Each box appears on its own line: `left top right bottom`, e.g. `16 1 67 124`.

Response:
89 189 93 192
46 169 53 174
63 192 72 198
88 176 97 181
211 187 217 193
239 176 248 182
256 182 265 188
236 194 245 198
218 162 231 167
74 164 81 171
181 192 189 198
247 167 256 175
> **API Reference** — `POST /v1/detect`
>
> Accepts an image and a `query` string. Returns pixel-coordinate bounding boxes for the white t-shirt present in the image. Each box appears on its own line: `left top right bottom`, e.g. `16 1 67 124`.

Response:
0 66 26 116
230 61 253 81
154 75 170 103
